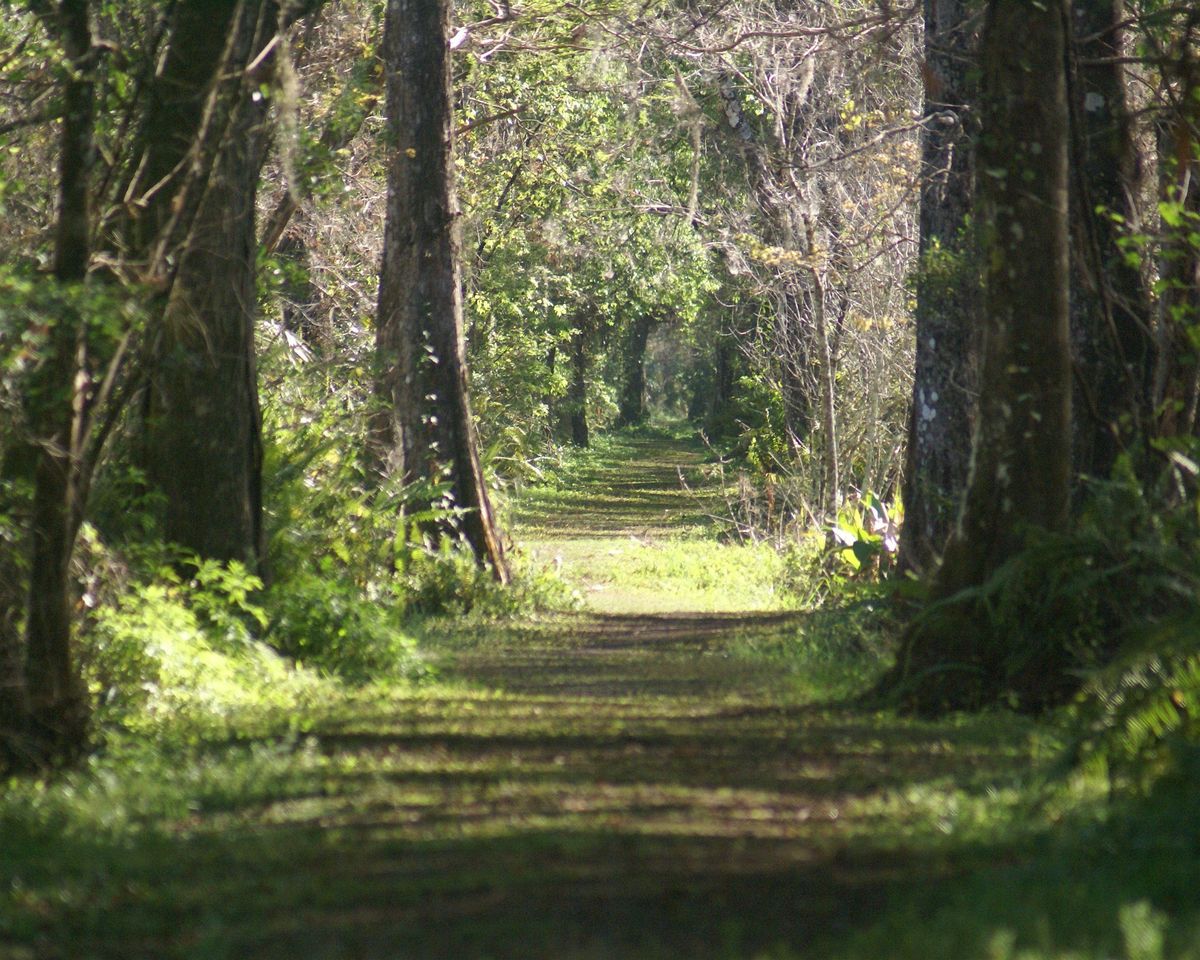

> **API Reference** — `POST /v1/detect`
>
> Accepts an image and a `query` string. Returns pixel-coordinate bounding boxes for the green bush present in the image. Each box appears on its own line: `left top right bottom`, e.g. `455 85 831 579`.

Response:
81 559 327 740
264 571 429 684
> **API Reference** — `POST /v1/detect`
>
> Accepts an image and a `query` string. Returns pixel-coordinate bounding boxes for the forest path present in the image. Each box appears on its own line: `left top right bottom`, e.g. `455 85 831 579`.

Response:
3 430 1038 960
511 429 792 614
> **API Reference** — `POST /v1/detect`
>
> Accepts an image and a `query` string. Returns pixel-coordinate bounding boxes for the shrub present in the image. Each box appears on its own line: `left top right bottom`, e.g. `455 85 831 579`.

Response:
264 571 429 684
81 559 327 740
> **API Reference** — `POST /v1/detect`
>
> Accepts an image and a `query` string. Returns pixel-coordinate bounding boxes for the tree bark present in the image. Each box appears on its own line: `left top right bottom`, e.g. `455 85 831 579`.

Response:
114 0 275 572
143 85 269 568
372 0 509 581
898 0 980 575
942 0 1073 587
19 0 96 766
1069 0 1155 478
882 0 1072 712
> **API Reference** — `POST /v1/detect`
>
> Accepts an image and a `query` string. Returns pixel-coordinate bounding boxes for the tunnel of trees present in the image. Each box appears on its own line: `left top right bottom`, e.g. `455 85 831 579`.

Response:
1 3 1200 949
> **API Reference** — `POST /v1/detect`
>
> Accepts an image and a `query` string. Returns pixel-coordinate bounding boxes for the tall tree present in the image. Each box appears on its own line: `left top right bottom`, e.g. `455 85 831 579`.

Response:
883 0 1072 711
6 0 96 767
124 0 275 571
898 0 980 574
372 0 509 581
1069 0 1155 478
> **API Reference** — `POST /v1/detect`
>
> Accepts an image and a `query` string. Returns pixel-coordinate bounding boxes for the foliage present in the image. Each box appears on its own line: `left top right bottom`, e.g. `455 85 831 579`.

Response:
263 570 428 683
81 554 329 740
888 461 1200 715
830 492 901 578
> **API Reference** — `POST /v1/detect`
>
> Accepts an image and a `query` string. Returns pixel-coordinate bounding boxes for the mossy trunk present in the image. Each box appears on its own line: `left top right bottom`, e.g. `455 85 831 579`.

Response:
883 0 1072 712
128 0 273 572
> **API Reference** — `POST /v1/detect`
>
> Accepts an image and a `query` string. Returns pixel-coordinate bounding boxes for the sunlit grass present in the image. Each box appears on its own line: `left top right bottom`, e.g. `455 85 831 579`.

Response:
3 427 1199 959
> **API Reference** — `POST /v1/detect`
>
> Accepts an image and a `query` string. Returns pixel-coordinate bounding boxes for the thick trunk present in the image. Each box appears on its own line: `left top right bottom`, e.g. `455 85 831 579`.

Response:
144 92 268 568
942 0 1072 587
568 326 589 447
616 313 656 427
1069 0 1155 477
121 0 246 255
373 0 508 581
898 0 980 575
883 0 1072 712
129 0 272 571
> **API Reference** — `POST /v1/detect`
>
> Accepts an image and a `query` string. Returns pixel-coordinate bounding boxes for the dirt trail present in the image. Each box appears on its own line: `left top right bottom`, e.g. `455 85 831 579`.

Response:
16 432 1026 960
223 431 1010 959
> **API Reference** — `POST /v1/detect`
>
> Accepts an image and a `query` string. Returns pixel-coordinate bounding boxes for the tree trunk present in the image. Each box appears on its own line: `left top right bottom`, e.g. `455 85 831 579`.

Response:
1069 0 1155 478
372 0 508 582
616 313 657 427
143 87 269 568
1153 51 1200 436
883 0 1072 712
898 0 980 575
126 0 273 571
568 325 589 447
19 0 95 766
803 218 840 520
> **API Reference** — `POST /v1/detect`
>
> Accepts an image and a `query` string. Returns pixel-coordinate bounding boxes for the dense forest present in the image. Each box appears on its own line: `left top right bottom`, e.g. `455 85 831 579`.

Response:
2 0 1199 957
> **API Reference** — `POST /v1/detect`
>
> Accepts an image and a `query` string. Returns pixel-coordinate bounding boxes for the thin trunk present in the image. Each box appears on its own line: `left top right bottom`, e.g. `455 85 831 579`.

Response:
804 217 839 519
568 325 589 447
898 0 980 575
22 0 96 764
0 456 31 763
372 0 508 581
777 289 814 447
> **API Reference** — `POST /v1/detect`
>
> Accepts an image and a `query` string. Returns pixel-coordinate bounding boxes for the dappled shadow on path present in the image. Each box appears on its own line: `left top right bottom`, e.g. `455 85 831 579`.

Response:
2 433 1070 959
8 610 1035 960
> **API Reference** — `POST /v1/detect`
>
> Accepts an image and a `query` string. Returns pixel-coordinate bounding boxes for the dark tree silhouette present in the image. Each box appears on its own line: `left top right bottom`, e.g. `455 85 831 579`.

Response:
882 0 1072 711
899 0 980 574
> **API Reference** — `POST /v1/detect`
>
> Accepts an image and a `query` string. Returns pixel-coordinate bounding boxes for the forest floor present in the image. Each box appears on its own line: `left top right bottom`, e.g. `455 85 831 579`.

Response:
2 428 1198 960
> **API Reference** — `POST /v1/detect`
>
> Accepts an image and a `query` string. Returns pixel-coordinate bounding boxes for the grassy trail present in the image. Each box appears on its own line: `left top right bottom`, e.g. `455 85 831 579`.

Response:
3 430 1193 959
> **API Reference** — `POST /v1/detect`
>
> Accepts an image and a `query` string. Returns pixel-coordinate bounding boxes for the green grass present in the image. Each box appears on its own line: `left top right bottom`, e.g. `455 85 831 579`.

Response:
2 426 1198 959
511 428 799 614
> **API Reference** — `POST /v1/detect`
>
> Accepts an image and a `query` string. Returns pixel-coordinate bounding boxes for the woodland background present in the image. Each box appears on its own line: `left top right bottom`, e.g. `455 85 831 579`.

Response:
1 1 1200 953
